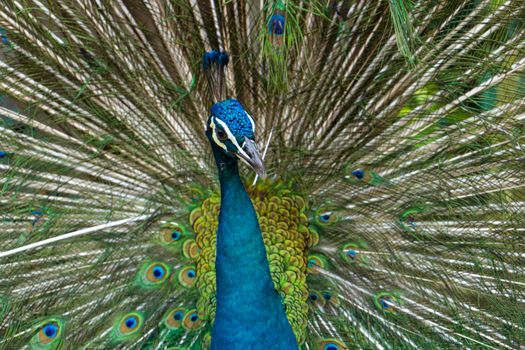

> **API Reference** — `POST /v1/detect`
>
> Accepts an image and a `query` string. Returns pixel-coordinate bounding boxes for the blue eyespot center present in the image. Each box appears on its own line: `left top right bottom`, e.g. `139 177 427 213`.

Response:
190 314 198 322
125 316 138 329
323 293 332 300
347 249 357 259
171 231 180 240
380 297 393 309
309 293 318 301
43 323 58 338
352 169 365 179
406 216 417 228
320 214 331 222
325 345 339 350
153 266 165 279
187 269 196 278
173 311 183 321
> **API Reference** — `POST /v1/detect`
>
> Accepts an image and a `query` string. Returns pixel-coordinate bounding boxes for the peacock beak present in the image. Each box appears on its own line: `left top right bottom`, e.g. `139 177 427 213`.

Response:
236 138 266 178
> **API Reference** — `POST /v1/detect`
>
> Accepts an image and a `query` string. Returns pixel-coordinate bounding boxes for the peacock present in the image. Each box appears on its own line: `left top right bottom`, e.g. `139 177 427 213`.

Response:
1 0 525 349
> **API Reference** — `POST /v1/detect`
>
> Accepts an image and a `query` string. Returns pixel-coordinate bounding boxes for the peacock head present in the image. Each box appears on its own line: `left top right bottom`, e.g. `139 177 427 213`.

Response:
206 98 266 178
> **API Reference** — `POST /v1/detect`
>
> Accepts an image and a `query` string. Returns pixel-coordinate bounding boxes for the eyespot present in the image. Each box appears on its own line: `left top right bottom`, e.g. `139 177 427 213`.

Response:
177 265 197 288
342 243 359 262
183 186 204 205
308 290 324 306
340 241 369 266
314 206 339 226
160 223 187 244
321 290 340 306
216 129 228 141
183 309 203 330
137 262 170 288
398 206 425 233
113 312 143 340
34 321 62 346
318 211 338 224
374 291 400 314
164 307 186 329
343 164 372 184
147 263 168 282
30 318 64 348
307 254 328 274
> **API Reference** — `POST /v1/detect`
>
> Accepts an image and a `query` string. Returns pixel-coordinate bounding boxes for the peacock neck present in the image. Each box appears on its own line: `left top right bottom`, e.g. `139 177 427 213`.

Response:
210 146 298 349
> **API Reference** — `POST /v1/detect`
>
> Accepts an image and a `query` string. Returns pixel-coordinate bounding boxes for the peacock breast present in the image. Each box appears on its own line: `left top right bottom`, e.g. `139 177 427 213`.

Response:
190 179 315 345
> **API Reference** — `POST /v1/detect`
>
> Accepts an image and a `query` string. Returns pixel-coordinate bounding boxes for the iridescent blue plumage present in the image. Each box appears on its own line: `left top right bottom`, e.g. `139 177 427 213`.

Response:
202 50 229 70
211 98 254 141
205 93 297 349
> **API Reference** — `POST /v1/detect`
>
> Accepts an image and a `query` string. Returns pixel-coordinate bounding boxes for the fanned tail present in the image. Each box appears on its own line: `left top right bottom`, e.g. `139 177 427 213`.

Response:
1 0 525 349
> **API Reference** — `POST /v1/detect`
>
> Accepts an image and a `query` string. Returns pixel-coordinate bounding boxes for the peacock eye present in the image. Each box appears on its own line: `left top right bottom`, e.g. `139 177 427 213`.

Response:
217 129 228 140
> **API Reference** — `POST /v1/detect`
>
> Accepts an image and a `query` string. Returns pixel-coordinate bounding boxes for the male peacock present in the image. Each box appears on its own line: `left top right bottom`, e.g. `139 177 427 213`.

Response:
1 1 525 349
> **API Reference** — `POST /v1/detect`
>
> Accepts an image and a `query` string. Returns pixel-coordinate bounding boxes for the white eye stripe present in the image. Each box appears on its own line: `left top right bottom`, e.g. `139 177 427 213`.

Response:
214 118 250 160
246 113 255 133
210 117 227 152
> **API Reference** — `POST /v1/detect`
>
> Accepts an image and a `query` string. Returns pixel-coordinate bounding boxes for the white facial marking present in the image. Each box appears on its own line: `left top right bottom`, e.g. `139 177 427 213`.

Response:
210 117 227 152
214 118 250 160
246 113 255 133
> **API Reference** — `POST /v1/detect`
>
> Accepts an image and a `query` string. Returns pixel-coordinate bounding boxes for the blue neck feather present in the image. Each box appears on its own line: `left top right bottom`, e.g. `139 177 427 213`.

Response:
209 144 298 350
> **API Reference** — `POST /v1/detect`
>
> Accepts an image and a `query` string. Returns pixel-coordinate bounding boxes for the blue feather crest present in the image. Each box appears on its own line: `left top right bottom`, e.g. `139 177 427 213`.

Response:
211 98 254 140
